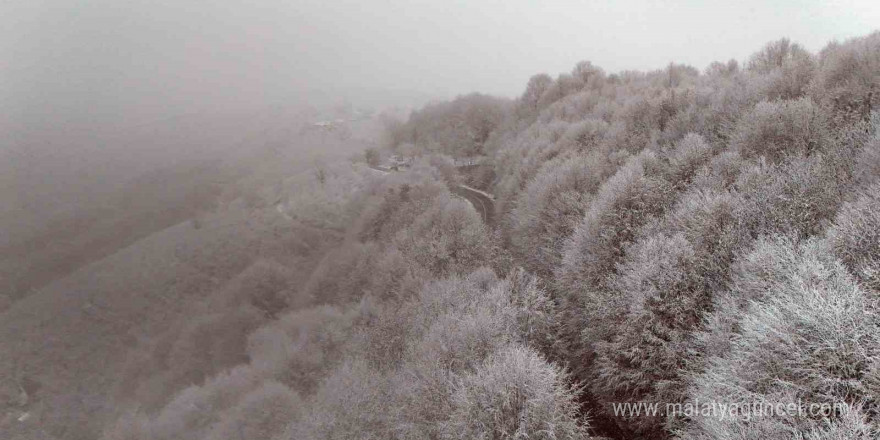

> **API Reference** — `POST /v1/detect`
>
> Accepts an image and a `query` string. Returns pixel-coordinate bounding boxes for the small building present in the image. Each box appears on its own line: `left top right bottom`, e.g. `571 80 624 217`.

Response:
389 155 412 170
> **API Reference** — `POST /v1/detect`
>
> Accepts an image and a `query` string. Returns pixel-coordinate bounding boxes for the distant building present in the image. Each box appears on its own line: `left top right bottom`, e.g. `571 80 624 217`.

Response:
454 156 487 167
389 155 412 170
299 120 352 140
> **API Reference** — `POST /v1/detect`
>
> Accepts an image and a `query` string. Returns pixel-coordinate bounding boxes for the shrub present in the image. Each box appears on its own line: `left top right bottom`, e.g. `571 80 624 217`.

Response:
165 307 264 386
854 135 880 188
373 272 503 438
609 95 663 153
301 242 378 304
689 150 748 191
809 31 880 123
412 302 512 372
291 360 392 440
388 93 510 157
663 133 716 186
364 245 432 301
733 154 846 239
827 182 880 290
520 73 554 117
216 259 300 317
492 120 585 217
684 236 842 395
729 97 830 162
149 366 262 440
442 345 587 440
204 381 302 440
556 136 713 367
556 152 667 309
747 38 816 100
748 38 809 74
344 297 420 370
246 305 358 394
352 176 446 242
592 234 707 435
650 186 744 283
509 151 613 276
501 268 560 353
392 195 492 277
680 238 880 438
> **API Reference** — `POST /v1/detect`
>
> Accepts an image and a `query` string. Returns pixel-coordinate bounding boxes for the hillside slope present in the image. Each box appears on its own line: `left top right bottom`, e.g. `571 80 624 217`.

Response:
0 198 331 438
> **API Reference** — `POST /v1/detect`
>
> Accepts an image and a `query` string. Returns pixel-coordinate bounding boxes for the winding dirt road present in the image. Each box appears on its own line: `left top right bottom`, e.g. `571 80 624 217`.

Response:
368 165 495 226
451 185 494 226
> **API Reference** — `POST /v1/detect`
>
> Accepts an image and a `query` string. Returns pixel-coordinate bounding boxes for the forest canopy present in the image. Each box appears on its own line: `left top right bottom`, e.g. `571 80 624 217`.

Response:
4 30 880 440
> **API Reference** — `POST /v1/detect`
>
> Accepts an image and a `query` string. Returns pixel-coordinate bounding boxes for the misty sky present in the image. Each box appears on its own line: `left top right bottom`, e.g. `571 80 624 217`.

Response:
0 0 878 275
2 0 879 131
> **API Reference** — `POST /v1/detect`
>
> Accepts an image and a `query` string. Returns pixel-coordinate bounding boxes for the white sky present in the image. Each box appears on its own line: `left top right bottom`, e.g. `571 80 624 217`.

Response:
297 0 880 96
288 0 880 96
1 0 877 232
272 0 880 95
1 0 878 125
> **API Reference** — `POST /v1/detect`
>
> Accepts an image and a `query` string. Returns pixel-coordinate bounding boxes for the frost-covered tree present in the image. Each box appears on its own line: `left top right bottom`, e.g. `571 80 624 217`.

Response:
827 182 880 291
729 97 830 162
388 93 511 157
509 151 613 277
443 345 587 440
679 237 880 439
204 381 302 440
555 135 712 375
809 32 880 123
521 73 555 116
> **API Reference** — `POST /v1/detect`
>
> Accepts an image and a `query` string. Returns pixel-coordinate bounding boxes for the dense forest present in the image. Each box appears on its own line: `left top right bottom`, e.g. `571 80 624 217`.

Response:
3 31 880 440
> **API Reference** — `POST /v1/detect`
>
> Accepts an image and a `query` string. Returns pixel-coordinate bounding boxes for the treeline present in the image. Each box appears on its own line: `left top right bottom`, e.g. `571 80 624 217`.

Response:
365 31 880 438
385 93 511 158
99 157 593 440
96 31 880 440
488 33 880 439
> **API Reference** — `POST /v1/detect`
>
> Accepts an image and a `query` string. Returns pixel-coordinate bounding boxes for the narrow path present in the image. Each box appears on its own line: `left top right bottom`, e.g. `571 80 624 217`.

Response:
451 185 495 226
368 164 495 226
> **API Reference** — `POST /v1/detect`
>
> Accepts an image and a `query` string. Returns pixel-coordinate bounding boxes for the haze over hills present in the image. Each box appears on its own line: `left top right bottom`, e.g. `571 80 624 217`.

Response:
3 1 880 440
0 98 394 438
0 86 432 303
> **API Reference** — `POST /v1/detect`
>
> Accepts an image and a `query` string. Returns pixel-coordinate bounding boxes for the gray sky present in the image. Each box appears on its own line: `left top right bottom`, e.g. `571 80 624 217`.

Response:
2 0 879 131
1 0 878 245
283 0 880 96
